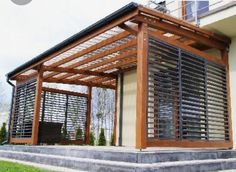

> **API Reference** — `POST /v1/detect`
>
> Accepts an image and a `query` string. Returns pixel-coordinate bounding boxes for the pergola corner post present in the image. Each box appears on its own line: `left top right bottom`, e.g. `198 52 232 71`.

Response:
31 66 43 145
85 86 92 144
136 22 148 150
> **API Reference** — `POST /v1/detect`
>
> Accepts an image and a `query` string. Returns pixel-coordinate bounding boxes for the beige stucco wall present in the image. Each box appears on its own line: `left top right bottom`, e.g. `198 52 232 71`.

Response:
115 70 137 147
229 36 236 148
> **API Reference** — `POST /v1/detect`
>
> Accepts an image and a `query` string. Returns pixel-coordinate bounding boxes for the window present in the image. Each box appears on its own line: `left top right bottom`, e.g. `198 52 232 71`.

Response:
184 0 209 20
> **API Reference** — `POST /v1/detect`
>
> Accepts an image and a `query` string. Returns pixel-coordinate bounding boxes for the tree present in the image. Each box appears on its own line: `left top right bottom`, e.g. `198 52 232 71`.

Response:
98 128 106 146
76 127 83 140
89 132 95 146
110 132 115 146
0 123 7 144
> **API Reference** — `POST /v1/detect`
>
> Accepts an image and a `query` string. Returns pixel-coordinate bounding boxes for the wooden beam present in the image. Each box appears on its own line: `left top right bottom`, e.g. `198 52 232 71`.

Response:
136 22 148 149
31 66 43 145
10 9 139 79
138 5 231 44
119 24 137 35
133 15 227 50
85 86 92 144
149 30 226 66
42 87 88 97
44 78 116 89
10 138 32 144
44 39 137 80
43 66 116 78
147 140 232 148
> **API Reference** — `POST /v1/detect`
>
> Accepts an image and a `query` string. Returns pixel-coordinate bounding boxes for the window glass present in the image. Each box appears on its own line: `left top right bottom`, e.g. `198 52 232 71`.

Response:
185 0 209 20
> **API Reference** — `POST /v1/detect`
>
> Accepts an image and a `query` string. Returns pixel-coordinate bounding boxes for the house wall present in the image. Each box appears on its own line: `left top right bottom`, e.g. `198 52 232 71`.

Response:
229 36 236 148
116 70 137 147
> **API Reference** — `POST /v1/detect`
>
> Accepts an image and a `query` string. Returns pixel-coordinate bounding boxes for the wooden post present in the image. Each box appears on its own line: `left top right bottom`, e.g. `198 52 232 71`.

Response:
85 86 92 144
113 77 118 146
136 22 148 149
222 50 233 148
31 66 43 145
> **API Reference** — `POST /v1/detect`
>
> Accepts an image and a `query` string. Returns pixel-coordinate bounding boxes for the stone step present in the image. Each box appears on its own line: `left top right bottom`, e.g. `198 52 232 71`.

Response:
1 150 236 172
0 145 235 163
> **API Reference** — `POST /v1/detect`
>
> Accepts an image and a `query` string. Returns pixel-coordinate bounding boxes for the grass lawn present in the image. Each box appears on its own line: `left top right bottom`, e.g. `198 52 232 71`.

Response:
0 160 54 172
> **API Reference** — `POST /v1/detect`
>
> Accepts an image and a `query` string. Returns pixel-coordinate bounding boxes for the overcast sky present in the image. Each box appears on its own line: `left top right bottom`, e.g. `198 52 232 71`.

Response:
0 0 146 104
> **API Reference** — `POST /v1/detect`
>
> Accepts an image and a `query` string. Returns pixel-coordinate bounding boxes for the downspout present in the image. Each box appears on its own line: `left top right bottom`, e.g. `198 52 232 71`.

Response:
6 77 15 144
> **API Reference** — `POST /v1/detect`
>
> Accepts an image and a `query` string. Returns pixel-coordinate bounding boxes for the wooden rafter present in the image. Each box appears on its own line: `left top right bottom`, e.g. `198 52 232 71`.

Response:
43 31 131 80
81 57 137 82
119 24 137 35
59 49 137 81
44 39 137 79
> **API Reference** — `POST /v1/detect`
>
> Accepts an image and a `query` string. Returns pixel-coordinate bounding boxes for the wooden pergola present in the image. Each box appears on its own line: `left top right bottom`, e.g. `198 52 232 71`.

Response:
7 3 232 149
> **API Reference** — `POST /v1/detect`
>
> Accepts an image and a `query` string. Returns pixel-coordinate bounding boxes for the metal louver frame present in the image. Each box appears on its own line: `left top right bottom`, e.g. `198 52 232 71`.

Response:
147 37 229 142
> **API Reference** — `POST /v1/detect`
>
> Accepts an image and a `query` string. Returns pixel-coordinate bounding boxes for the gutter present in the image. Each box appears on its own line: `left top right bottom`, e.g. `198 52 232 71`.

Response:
6 77 15 144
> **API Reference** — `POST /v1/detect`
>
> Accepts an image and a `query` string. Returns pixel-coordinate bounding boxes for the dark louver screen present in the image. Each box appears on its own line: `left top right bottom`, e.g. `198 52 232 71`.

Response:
12 79 36 138
147 37 229 141
40 91 87 141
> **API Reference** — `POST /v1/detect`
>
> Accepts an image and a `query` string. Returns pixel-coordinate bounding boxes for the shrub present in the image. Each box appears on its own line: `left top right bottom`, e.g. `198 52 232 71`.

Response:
76 127 83 140
110 133 115 146
89 132 95 146
62 127 68 140
0 123 7 144
98 128 106 146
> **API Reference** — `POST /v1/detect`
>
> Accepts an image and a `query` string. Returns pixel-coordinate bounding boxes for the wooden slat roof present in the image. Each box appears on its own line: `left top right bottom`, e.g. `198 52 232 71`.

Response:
7 2 231 89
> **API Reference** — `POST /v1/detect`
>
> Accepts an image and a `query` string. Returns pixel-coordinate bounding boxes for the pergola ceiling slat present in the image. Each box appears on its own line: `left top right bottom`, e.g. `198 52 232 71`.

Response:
44 38 137 80
57 48 137 81
45 31 131 69
81 57 137 83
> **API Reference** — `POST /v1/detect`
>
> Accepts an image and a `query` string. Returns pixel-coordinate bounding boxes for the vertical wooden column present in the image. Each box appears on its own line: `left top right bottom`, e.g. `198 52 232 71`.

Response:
31 67 43 145
113 77 118 146
85 86 92 144
136 22 148 149
222 50 233 148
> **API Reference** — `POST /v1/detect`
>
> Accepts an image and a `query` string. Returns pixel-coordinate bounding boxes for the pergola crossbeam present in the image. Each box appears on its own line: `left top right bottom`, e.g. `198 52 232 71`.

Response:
133 15 227 50
42 66 116 79
44 78 116 89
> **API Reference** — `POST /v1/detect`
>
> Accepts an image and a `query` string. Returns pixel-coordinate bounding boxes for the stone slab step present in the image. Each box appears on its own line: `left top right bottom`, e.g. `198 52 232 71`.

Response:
1 150 236 172
0 145 235 164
